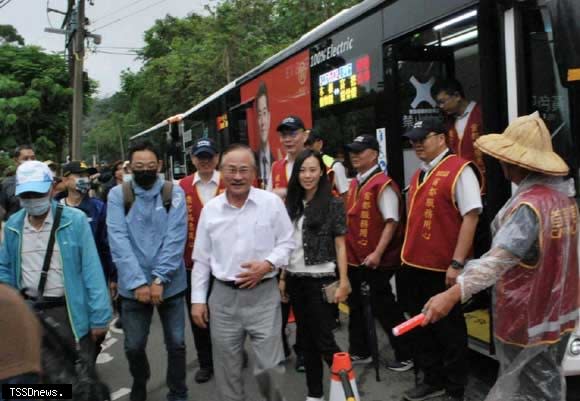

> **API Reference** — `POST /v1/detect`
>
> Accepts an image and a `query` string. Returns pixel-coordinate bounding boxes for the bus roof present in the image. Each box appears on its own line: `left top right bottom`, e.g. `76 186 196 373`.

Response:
234 0 385 86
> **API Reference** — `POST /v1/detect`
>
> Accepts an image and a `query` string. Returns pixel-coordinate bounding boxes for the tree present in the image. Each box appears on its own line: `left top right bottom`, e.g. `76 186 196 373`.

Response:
84 0 363 162
0 24 24 46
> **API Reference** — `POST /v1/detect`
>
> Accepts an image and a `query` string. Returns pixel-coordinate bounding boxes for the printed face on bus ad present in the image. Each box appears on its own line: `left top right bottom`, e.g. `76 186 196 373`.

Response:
240 50 312 160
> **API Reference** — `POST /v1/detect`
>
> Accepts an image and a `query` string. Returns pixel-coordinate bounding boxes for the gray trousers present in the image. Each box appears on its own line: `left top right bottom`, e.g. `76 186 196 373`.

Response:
209 279 285 401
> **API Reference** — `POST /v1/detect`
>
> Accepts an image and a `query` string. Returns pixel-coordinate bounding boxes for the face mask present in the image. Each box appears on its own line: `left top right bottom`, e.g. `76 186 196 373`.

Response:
20 196 51 216
122 174 132 183
75 177 91 194
133 169 158 189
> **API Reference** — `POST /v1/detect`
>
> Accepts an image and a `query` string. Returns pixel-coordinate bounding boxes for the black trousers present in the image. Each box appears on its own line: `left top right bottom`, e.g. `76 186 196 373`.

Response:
287 275 341 398
40 305 95 382
405 267 468 397
185 271 213 370
347 267 411 362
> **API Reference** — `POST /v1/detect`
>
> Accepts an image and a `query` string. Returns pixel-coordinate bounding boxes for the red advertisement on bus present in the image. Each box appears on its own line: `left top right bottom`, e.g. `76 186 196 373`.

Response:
241 50 312 184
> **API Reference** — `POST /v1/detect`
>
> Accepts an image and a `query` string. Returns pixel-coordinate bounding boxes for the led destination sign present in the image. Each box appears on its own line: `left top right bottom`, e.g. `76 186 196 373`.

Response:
317 54 370 108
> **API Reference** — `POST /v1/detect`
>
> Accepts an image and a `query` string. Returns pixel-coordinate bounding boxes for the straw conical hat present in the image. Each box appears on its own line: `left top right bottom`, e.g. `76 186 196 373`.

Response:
475 112 569 176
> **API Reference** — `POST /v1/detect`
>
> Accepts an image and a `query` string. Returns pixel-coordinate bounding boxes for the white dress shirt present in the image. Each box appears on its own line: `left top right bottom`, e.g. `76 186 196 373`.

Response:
193 170 221 204
355 165 399 222
21 210 65 297
191 187 295 303
331 161 349 195
420 148 482 216
454 101 477 140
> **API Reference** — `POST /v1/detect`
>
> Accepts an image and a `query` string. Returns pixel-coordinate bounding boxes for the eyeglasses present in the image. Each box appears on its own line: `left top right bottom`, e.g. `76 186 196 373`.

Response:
409 133 442 145
222 166 253 176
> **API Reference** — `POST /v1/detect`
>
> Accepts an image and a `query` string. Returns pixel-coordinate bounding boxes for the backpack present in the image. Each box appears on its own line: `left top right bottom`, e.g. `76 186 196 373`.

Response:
122 181 173 216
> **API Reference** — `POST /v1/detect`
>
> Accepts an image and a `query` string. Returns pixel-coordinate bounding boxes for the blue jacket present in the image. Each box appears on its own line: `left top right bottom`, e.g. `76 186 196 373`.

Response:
106 177 187 299
0 202 113 341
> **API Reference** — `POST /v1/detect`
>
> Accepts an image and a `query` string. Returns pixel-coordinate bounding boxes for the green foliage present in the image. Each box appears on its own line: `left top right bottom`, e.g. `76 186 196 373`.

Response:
0 41 75 162
0 24 25 46
84 0 362 162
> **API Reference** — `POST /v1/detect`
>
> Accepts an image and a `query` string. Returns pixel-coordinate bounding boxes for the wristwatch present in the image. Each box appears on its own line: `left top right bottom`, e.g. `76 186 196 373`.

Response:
152 277 163 285
450 259 465 270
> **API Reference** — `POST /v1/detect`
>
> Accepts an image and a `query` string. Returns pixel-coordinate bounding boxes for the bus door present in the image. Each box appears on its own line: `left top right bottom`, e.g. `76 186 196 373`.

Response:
383 42 495 357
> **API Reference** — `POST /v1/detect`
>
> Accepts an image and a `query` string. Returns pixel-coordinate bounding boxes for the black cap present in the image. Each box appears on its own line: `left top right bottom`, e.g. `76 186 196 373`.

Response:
277 115 305 132
403 117 446 141
191 137 217 157
345 135 379 153
62 161 97 177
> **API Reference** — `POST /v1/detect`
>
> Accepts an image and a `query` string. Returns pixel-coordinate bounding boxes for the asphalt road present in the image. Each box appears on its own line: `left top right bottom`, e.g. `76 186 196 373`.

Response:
96 311 497 401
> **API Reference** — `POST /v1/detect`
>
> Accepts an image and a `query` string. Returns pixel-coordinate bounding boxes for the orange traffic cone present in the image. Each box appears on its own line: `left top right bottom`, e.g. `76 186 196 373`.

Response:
288 306 296 324
329 352 360 401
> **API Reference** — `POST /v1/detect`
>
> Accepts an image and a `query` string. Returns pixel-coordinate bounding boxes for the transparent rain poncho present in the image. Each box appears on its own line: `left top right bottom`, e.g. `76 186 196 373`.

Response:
457 174 579 401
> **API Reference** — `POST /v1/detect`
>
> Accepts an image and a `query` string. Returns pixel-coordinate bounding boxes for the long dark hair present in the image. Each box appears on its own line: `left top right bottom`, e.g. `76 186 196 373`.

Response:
286 150 332 228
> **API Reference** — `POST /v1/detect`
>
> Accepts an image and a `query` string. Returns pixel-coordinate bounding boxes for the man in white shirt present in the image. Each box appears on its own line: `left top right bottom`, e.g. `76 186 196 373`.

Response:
435 78 485 192
179 138 224 384
191 144 294 401
255 82 276 188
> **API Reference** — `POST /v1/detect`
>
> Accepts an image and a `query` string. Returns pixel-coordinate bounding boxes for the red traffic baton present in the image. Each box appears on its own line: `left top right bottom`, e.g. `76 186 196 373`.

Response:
392 313 425 336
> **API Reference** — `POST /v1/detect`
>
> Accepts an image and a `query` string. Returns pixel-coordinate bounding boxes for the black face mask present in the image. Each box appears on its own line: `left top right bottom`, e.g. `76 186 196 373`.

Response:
133 169 158 189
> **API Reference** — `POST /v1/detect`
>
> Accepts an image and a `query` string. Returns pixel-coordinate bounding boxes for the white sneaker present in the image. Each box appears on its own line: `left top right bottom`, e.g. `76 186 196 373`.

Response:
305 397 325 401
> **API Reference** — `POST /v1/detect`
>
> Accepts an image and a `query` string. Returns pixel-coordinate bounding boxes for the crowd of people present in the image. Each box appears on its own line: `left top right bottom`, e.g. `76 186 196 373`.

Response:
0 80 578 401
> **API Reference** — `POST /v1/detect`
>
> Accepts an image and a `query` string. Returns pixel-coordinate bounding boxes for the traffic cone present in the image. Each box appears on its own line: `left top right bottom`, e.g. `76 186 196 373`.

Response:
329 352 360 401
288 306 296 324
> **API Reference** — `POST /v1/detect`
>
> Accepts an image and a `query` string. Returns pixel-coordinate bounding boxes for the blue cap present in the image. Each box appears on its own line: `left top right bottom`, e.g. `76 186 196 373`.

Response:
191 138 217 156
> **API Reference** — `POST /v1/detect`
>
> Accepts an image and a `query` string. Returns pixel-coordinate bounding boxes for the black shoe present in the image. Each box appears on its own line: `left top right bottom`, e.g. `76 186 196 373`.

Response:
403 383 445 401
194 367 213 383
130 381 147 401
295 354 305 372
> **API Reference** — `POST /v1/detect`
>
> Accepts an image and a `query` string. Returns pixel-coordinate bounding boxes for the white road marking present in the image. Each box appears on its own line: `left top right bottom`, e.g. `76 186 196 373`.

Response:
96 352 113 364
100 337 118 352
111 387 131 400
109 317 124 335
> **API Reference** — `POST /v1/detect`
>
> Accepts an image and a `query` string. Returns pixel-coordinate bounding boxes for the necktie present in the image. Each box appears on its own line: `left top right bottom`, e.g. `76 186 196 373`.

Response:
261 155 268 185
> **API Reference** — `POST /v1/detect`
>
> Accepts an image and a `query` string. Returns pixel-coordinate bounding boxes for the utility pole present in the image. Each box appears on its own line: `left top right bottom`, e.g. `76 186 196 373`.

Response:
46 1 101 161
71 0 85 160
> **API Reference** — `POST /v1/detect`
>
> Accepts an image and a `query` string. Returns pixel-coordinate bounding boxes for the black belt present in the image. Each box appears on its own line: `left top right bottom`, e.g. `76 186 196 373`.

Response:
216 276 274 290
24 295 66 309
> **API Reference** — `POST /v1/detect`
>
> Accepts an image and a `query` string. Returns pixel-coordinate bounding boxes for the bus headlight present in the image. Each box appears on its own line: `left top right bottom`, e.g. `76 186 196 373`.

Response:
570 339 580 356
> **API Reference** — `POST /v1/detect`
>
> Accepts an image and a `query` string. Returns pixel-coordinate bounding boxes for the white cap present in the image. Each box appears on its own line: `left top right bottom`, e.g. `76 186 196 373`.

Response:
15 160 54 196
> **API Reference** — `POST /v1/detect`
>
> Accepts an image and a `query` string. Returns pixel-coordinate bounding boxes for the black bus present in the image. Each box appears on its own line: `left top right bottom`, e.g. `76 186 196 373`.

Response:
129 0 580 372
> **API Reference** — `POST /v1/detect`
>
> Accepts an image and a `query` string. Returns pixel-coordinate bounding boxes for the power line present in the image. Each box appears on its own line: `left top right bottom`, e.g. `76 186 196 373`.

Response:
0 0 14 9
91 0 149 24
92 0 168 32
46 0 55 28
93 50 139 56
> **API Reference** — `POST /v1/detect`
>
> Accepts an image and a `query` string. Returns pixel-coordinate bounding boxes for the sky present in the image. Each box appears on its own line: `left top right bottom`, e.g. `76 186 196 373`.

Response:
1 0 209 97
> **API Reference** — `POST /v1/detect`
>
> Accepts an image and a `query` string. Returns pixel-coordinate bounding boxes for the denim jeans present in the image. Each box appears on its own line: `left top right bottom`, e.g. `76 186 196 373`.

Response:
121 293 188 401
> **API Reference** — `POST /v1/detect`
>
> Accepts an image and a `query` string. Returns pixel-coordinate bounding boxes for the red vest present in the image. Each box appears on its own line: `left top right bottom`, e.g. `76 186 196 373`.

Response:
495 185 579 346
271 159 289 189
402 155 475 272
346 169 404 269
447 103 486 192
179 173 225 270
